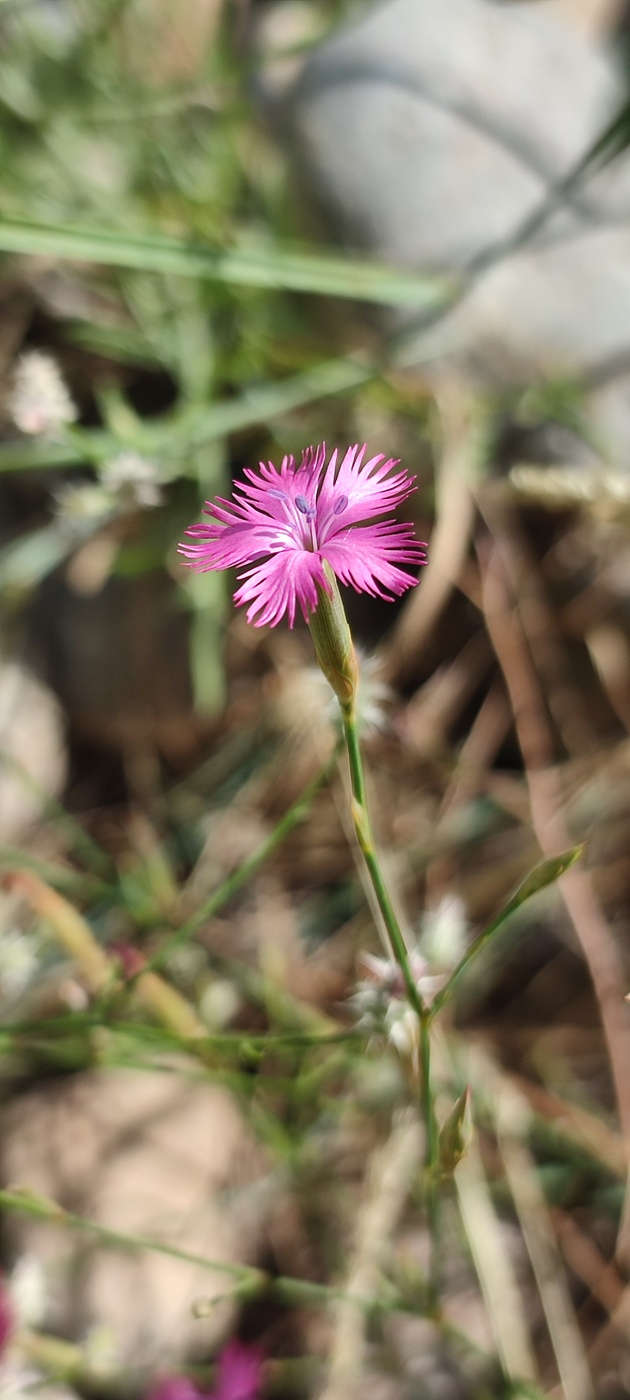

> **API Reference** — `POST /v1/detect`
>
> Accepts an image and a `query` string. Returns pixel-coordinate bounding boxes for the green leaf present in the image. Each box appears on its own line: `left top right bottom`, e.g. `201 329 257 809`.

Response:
0 847 104 898
0 438 94 473
0 214 452 308
0 355 374 474
430 845 584 1017
157 356 374 451
0 525 75 589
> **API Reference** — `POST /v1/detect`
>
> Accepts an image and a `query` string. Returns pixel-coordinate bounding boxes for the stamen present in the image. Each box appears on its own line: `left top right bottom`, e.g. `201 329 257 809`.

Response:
333 494 349 516
296 494 316 519
268 488 289 501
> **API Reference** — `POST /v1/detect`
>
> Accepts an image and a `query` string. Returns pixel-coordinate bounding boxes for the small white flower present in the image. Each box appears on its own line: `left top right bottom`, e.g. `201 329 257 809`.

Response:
385 1003 417 1059
100 452 161 508
8 353 76 436
355 653 392 734
419 895 468 971
349 947 446 1058
8 1257 46 1330
0 1358 40 1400
0 929 39 1000
0 1359 76 1400
52 482 114 528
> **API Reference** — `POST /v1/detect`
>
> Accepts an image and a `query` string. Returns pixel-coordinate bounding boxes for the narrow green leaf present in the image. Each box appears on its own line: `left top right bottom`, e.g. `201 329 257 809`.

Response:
504 846 584 908
0 214 452 308
0 847 103 897
431 845 584 1017
0 525 74 589
153 355 374 451
0 438 91 473
0 515 117 590
0 356 373 474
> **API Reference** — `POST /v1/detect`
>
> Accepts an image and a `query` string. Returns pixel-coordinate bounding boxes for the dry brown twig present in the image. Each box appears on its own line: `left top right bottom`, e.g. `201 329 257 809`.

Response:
477 508 630 1264
318 1115 423 1400
384 379 480 686
496 1085 594 1400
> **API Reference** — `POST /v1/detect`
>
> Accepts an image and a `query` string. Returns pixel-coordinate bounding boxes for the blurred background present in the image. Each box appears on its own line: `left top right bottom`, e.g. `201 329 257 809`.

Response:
3 0 630 1396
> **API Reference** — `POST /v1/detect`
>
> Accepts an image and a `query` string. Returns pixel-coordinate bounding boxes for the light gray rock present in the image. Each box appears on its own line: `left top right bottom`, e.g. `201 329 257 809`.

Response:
290 0 630 266
1 1070 265 1367
288 0 630 461
0 661 67 842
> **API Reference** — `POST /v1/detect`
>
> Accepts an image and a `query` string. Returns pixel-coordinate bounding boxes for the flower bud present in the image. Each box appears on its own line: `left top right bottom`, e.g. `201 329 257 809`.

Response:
308 562 359 712
438 1086 473 1177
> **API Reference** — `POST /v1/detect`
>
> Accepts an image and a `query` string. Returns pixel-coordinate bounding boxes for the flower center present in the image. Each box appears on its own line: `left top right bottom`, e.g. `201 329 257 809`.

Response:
268 482 348 551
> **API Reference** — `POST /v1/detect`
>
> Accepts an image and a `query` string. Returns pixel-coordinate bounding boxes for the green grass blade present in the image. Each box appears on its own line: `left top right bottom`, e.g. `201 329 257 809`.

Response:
153 355 375 450
0 215 452 308
0 440 87 472
0 357 375 474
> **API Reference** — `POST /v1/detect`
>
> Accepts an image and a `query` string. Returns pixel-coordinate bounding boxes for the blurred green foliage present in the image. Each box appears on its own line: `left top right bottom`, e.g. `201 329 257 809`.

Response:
0 0 445 710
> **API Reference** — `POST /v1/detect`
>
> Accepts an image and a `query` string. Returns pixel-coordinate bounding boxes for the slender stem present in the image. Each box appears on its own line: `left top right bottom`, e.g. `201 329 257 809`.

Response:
341 708 441 1276
420 1014 441 1305
0 1187 431 1324
341 712 424 1020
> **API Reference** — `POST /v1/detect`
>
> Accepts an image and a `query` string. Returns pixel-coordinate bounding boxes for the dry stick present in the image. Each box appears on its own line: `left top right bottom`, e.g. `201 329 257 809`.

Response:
496 1087 594 1400
383 378 478 688
478 538 630 1264
3 869 207 1039
509 1073 626 1181
587 1286 630 1372
454 1138 539 1384
318 1116 423 1400
552 1209 630 1349
424 677 512 908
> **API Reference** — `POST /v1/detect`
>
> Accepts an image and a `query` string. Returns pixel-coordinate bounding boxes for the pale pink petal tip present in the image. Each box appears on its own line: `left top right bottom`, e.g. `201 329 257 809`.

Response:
179 443 426 627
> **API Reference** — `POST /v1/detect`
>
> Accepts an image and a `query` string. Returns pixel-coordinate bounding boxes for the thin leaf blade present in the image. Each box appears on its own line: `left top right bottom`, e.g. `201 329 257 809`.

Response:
431 845 584 1017
0 215 452 308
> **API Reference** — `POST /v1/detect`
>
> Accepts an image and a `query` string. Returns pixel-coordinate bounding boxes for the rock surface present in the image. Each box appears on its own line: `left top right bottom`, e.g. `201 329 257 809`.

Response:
0 660 67 842
287 0 630 459
1 1070 264 1367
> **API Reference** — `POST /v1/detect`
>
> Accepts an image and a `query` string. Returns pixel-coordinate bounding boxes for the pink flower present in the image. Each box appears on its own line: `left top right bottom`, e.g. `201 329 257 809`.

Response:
179 444 426 628
148 1379 203 1400
0 1275 14 1355
147 1341 263 1400
213 1340 263 1400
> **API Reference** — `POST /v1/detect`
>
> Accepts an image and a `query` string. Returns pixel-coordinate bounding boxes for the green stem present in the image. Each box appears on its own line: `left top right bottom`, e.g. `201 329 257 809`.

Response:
340 705 442 1289
420 1014 441 1304
341 713 424 1019
0 1186 431 1324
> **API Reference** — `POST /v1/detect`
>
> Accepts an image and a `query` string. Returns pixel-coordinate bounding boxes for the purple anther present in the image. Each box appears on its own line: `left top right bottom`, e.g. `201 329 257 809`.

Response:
333 494 349 516
295 494 316 519
268 489 288 501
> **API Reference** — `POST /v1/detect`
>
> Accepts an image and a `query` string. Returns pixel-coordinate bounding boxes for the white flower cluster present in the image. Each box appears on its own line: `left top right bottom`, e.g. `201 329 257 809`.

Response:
52 453 161 534
8 352 76 437
0 1257 116 1399
52 482 114 529
0 927 40 1003
350 895 468 1058
100 451 162 508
